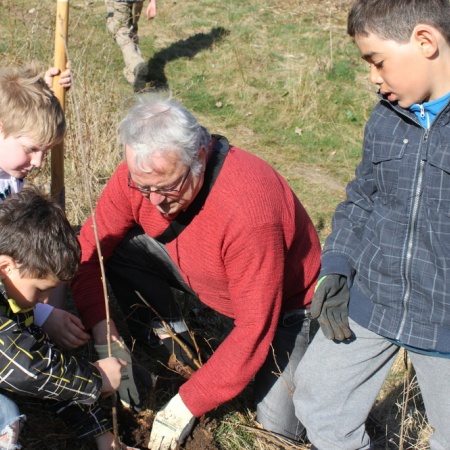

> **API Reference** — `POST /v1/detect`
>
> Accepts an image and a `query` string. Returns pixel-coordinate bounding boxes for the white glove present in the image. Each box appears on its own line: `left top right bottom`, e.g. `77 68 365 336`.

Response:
95 338 142 410
148 394 195 450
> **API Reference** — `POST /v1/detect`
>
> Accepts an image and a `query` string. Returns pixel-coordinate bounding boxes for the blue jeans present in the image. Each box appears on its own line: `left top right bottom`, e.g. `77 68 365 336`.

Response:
0 392 24 450
105 227 194 342
255 308 310 442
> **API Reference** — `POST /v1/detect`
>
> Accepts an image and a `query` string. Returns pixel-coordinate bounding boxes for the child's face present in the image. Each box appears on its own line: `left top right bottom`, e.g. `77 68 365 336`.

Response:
0 130 50 179
355 32 433 108
2 265 59 309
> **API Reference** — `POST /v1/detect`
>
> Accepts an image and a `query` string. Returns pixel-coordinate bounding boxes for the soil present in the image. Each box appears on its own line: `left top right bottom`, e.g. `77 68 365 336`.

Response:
106 302 229 450
14 360 224 450
115 370 220 450
118 406 219 450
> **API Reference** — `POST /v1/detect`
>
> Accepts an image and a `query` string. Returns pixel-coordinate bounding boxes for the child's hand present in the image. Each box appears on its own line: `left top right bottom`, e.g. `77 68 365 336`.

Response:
94 357 127 397
41 308 90 349
44 64 72 90
95 431 138 450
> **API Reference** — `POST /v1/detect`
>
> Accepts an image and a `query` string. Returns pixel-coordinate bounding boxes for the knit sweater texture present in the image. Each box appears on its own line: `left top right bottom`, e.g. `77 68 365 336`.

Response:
72 145 321 416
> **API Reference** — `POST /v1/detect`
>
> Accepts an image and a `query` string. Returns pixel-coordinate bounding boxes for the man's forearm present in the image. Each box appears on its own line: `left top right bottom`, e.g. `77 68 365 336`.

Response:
91 319 121 345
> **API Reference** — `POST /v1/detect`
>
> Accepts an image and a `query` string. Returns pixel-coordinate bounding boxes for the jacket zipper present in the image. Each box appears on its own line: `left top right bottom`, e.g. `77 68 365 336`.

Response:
397 130 428 339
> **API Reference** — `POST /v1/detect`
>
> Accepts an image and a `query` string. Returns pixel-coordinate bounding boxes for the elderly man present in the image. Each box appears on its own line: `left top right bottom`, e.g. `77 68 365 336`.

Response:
70 92 321 448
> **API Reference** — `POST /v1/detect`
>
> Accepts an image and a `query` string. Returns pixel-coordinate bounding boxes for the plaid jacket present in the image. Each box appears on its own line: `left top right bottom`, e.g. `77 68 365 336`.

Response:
321 96 450 353
0 295 111 440
0 297 102 402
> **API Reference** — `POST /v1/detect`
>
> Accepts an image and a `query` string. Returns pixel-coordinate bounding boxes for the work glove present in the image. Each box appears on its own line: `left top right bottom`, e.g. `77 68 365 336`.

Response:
95 338 142 410
310 274 352 341
148 394 195 450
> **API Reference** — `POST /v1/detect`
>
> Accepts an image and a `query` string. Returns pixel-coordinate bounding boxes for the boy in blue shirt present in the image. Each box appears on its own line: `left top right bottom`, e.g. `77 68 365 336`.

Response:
294 1 450 449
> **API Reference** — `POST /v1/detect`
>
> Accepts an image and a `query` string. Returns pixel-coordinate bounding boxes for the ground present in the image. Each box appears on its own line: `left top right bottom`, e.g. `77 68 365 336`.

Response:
14 295 292 450
12 296 426 449
117 407 219 450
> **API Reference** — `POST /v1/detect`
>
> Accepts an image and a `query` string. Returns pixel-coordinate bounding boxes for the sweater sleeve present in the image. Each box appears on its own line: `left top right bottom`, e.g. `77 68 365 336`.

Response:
71 163 138 329
179 222 294 416
0 315 101 404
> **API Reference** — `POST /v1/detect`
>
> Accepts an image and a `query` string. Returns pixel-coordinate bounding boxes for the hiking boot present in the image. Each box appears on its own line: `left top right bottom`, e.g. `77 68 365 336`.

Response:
168 353 196 380
132 62 148 92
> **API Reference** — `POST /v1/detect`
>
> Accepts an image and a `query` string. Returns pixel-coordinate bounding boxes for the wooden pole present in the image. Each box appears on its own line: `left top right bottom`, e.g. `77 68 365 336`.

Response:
51 0 69 210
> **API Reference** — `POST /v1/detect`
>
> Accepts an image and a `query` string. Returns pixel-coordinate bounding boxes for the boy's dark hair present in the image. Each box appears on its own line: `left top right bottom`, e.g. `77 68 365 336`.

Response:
0 186 80 281
348 0 450 44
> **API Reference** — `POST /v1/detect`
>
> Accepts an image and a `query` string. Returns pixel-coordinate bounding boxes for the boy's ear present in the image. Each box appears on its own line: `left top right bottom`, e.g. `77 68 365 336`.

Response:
413 24 439 58
0 255 17 279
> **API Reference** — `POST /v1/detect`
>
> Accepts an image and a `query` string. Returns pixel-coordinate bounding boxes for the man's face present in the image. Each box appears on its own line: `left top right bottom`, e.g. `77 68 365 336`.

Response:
355 31 433 108
0 130 49 179
126 146 206 218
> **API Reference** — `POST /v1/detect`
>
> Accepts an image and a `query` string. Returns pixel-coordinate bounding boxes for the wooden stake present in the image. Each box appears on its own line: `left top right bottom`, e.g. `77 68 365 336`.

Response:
51 0 69 209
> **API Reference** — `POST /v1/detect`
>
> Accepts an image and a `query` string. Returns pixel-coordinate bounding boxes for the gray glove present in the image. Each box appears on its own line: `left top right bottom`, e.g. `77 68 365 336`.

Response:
95 338 143 410
310 274 352 341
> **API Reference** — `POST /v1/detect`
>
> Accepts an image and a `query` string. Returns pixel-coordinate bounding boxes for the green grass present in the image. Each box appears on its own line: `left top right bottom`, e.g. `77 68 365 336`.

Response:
0 1 429 448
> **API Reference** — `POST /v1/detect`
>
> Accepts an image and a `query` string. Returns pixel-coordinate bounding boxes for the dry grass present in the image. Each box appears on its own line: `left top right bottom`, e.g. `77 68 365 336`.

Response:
0 0 432 448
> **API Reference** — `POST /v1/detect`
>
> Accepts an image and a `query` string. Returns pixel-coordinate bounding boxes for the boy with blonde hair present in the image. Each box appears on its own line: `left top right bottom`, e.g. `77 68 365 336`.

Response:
0 64 66 199
294 1 450 449
0 63 91 350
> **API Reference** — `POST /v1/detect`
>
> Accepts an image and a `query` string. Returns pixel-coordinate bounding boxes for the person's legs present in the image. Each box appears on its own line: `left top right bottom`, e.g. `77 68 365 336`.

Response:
105 0 145 85
130 1 143 39
0 393 24 450
408 351 450 450
106 227 199 370
254 309 310 442
294 318 399 450
129 1 148 91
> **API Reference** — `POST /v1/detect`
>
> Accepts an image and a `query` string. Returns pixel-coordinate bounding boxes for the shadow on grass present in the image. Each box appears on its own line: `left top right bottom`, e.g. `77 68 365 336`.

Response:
144 26 230 90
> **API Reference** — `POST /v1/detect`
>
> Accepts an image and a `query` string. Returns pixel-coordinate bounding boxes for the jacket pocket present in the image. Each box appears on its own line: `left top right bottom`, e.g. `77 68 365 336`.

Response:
371 138 407 200
426 144 450 217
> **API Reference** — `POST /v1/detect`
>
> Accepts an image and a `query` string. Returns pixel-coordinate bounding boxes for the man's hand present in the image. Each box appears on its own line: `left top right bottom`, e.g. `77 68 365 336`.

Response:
41 308 90 349
95 338 143 411
310 274 352 341
148 394 195 450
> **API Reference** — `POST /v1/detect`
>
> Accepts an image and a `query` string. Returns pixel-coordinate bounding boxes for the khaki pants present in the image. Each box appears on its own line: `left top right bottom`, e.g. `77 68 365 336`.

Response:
105 0 145 83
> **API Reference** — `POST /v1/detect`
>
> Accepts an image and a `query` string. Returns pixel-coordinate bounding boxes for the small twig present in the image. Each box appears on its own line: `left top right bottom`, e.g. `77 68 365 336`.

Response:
398 354 412 450
62 38 121 450
134 291 202 369
328 3 333 67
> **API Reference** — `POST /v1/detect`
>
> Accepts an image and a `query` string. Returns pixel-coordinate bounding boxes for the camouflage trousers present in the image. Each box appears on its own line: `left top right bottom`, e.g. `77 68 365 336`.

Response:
105 0 145 84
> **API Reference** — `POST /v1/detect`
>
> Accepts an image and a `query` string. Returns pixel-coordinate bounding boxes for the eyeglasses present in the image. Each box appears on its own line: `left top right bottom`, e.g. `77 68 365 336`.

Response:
127 167 191 195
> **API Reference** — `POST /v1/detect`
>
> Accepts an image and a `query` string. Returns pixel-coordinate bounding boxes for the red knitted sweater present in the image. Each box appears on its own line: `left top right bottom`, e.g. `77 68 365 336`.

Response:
71 146 321 416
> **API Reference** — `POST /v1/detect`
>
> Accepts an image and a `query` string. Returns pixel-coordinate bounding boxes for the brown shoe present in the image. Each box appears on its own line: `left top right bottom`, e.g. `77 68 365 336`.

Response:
168 354 196 380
